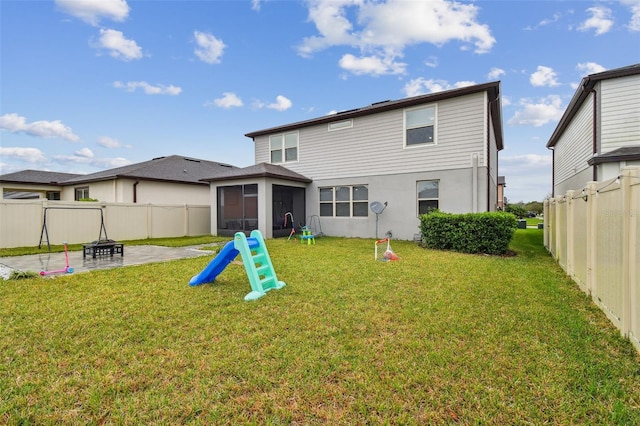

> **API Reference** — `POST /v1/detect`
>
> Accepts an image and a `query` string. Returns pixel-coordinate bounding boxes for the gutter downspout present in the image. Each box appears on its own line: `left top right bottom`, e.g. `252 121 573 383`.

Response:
472 153 478 212
589 88 598 181
133 180 139 203
486 96 495 212
551 147 555 198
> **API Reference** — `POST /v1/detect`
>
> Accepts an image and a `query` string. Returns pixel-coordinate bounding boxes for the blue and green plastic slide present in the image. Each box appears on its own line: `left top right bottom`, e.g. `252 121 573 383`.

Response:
189 230 285 301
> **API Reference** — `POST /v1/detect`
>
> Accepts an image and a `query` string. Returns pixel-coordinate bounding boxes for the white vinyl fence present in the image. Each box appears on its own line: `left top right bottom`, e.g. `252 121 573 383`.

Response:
544 166 640 354
0 200 210 249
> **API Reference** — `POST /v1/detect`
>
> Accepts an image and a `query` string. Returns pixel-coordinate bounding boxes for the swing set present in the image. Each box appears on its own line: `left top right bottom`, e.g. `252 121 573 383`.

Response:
38 207 123 258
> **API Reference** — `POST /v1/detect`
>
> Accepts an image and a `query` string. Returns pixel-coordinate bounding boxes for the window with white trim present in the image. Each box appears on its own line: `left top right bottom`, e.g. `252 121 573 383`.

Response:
417 180 439 215
75 187 90 201
405 105 436 146
270 132 298 163
319 185 368 217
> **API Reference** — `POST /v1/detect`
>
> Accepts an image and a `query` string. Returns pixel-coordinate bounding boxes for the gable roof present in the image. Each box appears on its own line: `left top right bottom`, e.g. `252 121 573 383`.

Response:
245 81 503 150
201 162 312 183
547 63 640 149
0 170 82 185
61 155 237 186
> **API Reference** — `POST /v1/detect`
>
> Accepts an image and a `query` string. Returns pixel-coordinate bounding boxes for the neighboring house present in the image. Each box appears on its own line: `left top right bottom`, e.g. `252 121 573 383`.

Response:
497 175 506 210
0 155 237 205
546 63 640 196
204 81 504 240
0 170 82 200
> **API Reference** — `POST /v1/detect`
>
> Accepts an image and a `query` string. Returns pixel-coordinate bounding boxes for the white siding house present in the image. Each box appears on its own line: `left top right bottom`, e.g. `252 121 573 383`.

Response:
547 64 640 195
0 156 237 205
205 82 504 241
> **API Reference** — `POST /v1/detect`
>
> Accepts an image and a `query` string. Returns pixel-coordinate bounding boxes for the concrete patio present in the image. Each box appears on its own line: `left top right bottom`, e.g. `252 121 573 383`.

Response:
0 244 220 279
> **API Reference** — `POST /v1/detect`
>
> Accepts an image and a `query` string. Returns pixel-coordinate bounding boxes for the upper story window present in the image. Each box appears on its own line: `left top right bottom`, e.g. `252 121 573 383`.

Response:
405 105 436 147
319 185 368 217
417 180 439 215
270 132 298 163
328 119 353 131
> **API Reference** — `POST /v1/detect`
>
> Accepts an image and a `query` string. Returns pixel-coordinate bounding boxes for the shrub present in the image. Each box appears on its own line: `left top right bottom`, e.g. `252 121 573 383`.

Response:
505 204 527 219
419 211 518 255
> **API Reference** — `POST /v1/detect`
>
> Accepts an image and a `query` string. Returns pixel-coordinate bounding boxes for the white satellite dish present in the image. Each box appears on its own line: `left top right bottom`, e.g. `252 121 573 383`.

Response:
370 201 388 238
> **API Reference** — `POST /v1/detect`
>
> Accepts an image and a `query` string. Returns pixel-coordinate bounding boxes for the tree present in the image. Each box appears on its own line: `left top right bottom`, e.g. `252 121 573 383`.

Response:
525 201 543 215
505 203 527 219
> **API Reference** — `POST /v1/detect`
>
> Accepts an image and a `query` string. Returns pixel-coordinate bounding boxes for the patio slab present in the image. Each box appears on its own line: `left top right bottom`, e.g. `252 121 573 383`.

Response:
0 244 221 278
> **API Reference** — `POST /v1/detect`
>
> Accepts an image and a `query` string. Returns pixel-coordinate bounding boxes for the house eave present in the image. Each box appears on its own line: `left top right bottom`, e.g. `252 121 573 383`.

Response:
202 172 312 184
546 63 640 149
245 81 503 148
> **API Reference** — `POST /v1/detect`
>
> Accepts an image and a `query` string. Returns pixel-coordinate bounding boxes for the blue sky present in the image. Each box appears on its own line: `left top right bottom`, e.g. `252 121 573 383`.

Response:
1 0 639 203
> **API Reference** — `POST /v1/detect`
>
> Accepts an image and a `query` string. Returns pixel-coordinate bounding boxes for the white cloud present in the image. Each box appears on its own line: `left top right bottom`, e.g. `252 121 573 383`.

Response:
621 0 640 31
75 147 94 158
499 154 553 202
508 95 565 127
55 0 129 26
578 6 613 35
251 0 262 11
403 78 476 97
339 53 406 76
576 62 606 77
488 67 505 80
0 147 48 163
212 92 243 108
0 113 80 142
98 136 128 148
524 12 562 31
297 0 495 76
94 28 143 61
530 66 560 87
424 56 438 68
194 31 226 64
53 154 131 168
501 153 552 168
267 95 292 111
113 81 182 95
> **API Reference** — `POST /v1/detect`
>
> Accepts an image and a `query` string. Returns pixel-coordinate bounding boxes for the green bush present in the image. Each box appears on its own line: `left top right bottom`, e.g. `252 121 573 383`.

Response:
505 204 527 219
419 211 518 255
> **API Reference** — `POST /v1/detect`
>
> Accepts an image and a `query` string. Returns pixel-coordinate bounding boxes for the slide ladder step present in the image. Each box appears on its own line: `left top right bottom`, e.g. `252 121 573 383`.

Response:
234 230 285 301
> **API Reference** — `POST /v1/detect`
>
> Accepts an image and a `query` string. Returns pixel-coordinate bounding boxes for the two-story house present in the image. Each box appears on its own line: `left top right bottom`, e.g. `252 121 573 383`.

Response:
203 82 504 240
546 63 640 196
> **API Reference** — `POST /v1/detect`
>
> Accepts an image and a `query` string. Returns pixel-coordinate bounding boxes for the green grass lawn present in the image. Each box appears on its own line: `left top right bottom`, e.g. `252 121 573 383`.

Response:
1 230 639 424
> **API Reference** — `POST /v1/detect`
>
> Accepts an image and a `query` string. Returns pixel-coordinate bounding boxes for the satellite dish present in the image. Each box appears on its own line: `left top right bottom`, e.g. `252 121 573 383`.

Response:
370 201 388 238
370 201 387 214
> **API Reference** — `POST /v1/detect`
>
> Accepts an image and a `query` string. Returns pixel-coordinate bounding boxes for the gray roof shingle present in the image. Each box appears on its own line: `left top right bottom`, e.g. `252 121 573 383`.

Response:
59 155 238 186
588 145 640 165
0 170 83 184
201 162 312 183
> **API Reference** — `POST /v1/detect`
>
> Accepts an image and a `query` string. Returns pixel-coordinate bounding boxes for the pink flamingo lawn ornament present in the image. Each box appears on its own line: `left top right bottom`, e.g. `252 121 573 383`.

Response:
40 242 74 276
